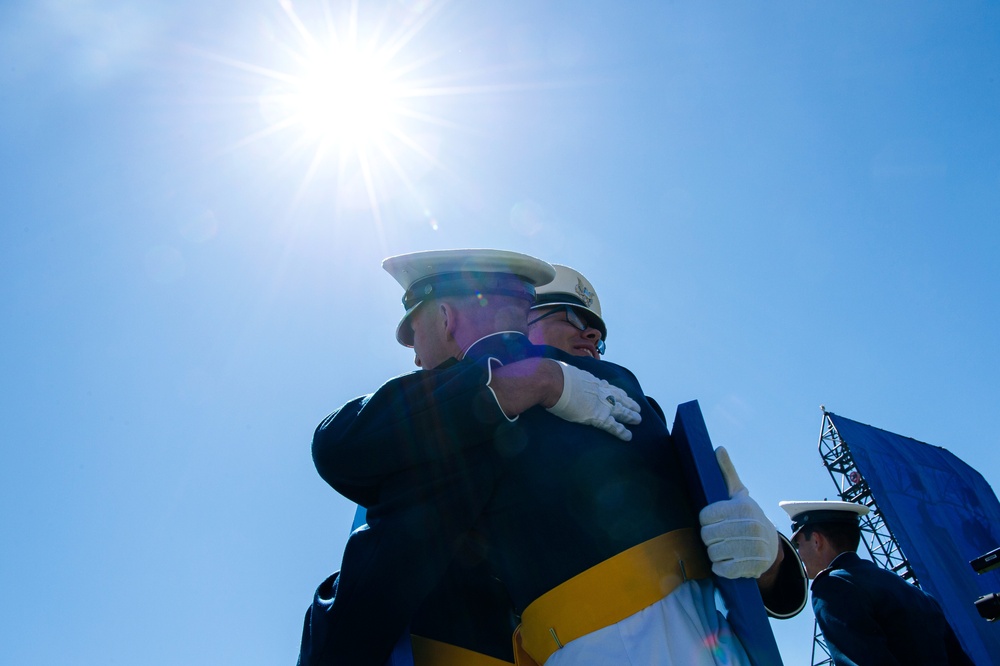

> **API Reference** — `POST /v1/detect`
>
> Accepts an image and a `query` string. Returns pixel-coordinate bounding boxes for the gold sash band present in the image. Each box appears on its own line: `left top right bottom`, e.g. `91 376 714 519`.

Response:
513 528 710 666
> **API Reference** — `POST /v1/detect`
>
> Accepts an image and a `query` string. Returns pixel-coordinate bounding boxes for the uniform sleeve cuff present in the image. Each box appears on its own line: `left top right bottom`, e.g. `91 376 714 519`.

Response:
483 356 518 423
763 533 809 619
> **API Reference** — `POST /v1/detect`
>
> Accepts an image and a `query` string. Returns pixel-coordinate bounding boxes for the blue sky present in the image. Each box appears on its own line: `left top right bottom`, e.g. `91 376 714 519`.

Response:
2 1 999 664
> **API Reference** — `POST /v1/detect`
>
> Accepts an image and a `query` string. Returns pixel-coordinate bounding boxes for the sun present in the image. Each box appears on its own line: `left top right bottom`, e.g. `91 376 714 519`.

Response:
248 0 425 160
279 42 404 149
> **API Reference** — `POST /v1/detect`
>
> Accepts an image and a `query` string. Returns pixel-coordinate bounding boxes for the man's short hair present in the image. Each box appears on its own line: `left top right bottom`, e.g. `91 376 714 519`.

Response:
802 521 862 553
446 292 532 333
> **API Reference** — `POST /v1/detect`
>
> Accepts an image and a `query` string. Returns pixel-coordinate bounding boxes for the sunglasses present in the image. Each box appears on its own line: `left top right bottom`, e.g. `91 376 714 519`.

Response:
528 305 606 355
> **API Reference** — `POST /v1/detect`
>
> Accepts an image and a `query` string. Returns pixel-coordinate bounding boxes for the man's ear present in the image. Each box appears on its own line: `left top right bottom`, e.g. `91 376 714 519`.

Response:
440 302 457 339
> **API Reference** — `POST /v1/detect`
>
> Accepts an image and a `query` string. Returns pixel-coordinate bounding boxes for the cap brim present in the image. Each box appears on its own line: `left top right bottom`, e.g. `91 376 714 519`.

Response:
779 500 869 535
530 299 607 339
395 302 422 347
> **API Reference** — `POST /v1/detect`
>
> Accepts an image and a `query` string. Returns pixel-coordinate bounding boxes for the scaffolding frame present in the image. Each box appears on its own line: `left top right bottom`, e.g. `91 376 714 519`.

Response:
810 410 920 666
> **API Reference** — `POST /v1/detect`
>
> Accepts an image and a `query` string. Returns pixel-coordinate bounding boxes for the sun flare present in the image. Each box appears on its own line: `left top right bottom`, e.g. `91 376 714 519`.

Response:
283 44 404 147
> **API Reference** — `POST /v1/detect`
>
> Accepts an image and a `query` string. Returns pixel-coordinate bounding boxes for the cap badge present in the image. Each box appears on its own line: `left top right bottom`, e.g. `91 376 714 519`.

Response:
575 278 594 307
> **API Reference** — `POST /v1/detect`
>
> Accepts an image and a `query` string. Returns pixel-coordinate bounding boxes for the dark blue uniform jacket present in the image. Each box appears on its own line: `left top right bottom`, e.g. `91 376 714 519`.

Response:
297 333 698 665
812 551 974 666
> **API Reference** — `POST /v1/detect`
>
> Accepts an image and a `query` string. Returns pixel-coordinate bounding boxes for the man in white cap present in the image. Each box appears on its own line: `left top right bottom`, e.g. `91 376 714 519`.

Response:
298 249 786 666
526 264 607 359
779 500 973 665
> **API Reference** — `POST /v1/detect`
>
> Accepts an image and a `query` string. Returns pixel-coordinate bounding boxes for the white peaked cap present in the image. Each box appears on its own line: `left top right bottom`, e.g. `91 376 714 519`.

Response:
531 264 607 340
382 249 556 347
779 500 870 536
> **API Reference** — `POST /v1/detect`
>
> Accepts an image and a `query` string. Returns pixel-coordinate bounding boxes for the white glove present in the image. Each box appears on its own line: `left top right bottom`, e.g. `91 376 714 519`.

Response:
699 446 779 579
546 361 641 441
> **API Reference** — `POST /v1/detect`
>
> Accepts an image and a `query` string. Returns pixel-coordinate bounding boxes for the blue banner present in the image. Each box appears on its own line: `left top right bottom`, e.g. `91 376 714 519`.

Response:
829 413 1000 664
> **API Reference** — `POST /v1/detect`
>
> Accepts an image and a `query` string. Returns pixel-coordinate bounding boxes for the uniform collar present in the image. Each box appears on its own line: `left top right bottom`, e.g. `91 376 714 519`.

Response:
814 551 862 583
463 331 534 363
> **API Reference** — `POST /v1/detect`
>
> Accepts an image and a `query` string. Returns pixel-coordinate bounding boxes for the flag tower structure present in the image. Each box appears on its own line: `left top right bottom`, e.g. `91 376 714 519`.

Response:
809 409 919 666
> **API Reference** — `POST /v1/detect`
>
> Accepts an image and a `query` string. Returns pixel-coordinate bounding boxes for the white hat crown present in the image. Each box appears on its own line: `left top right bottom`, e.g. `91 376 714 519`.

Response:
778 500 869 535
532 264 607 340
